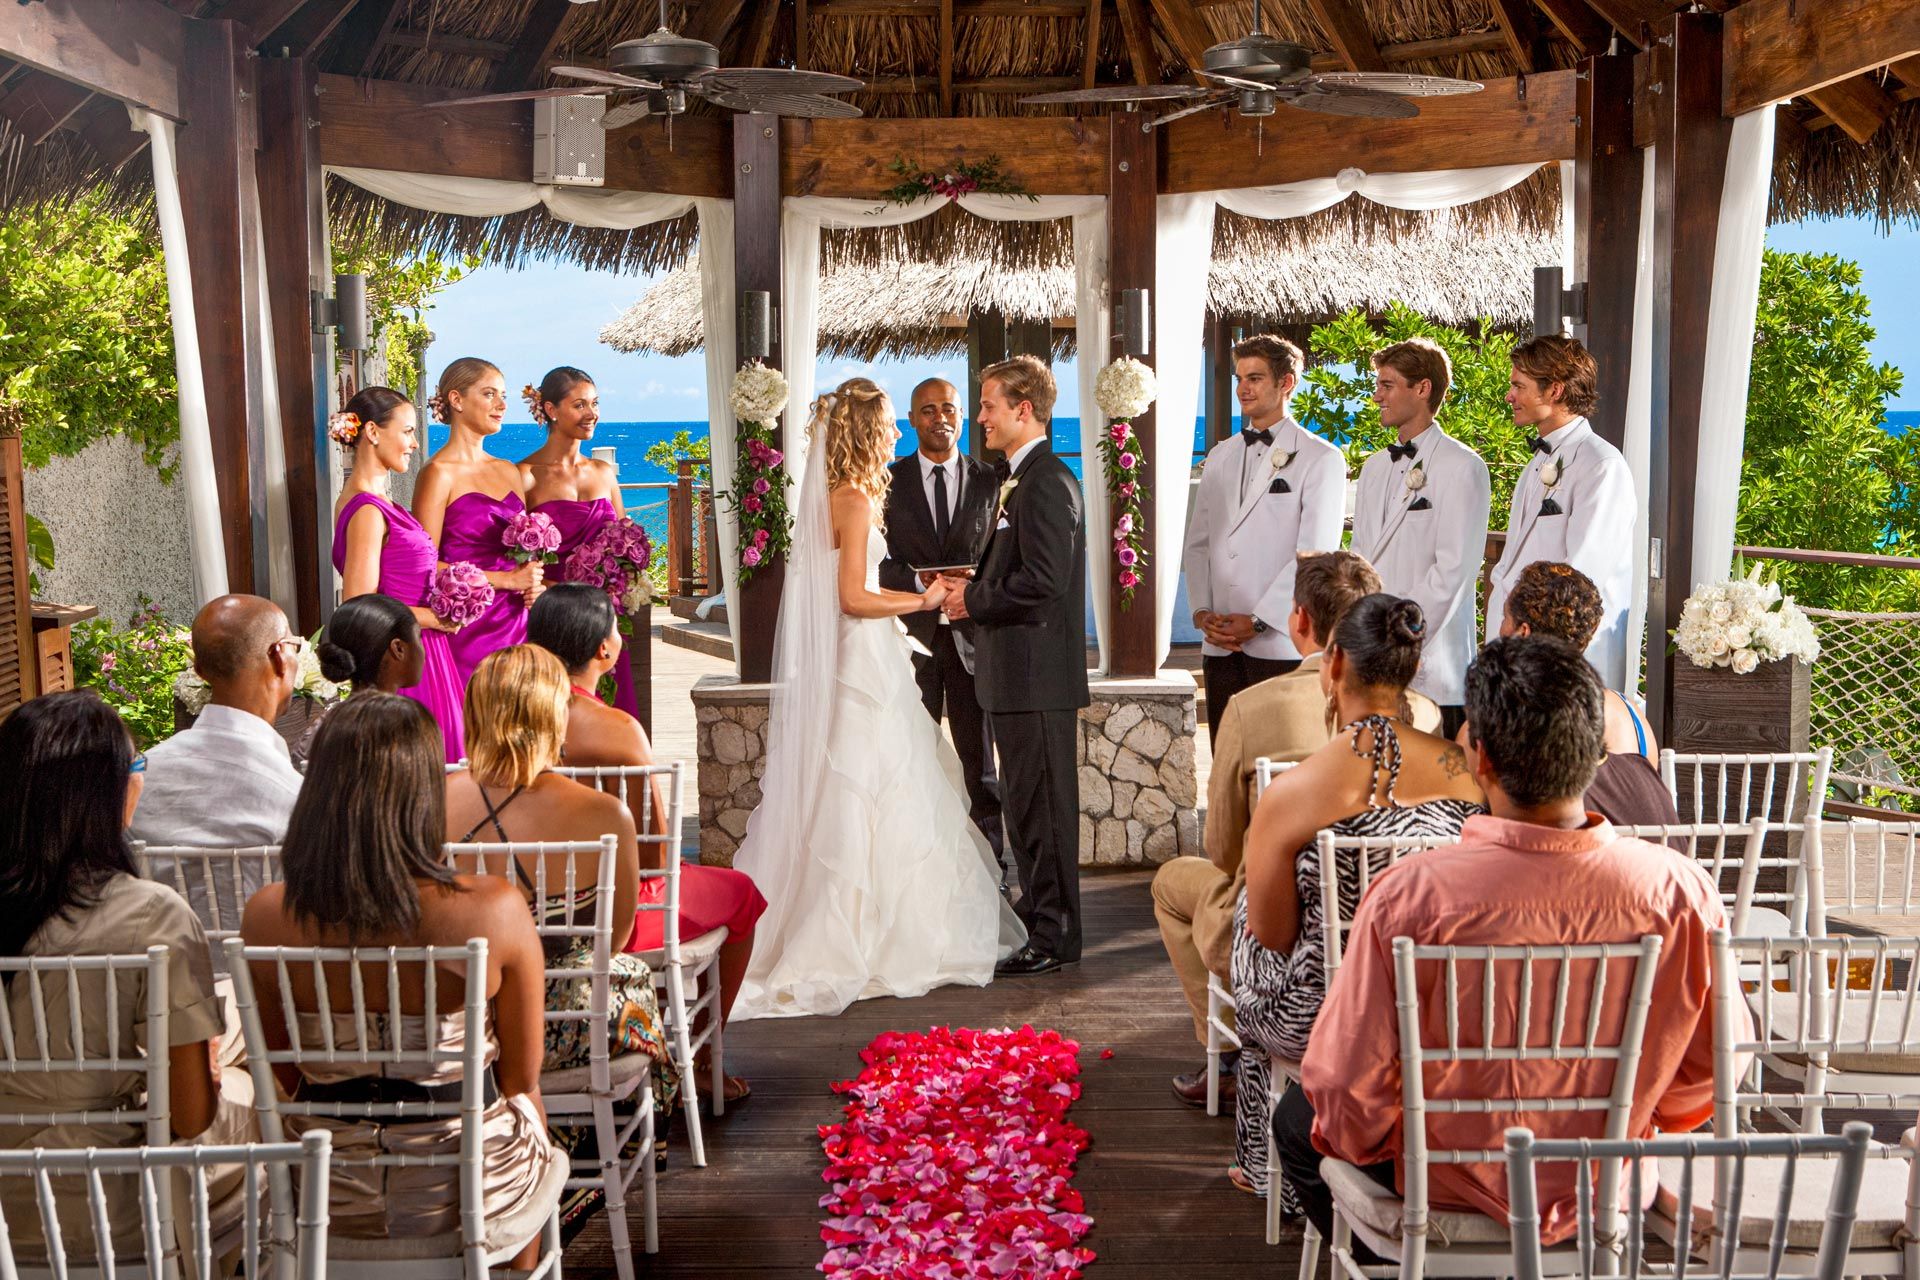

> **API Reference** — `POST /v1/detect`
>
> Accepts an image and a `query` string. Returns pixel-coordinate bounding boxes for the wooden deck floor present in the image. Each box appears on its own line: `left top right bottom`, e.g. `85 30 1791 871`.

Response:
562 867 1286 1278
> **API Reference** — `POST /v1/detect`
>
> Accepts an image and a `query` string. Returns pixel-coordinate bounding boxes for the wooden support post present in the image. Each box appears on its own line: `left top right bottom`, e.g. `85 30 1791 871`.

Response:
966 309 1011 463
256 55 329 632
1107 113 1157 679
1203 317 1237 450
1573 49 1641 452
733 113 783 684
177 19 270 597
1645 11 1731 738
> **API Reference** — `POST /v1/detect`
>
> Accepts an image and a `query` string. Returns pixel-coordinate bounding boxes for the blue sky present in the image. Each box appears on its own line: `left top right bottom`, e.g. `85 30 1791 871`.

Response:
423 213 1918 421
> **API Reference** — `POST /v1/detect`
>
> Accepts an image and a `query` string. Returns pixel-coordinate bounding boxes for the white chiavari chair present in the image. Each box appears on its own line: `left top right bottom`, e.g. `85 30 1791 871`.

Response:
1661 748 1832 829
1615 819 1772 932
1204 757 1295 1123
131 842 285 971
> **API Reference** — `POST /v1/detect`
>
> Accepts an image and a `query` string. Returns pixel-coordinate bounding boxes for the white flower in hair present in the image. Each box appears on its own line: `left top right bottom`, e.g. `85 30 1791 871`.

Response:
1094 357 1157 421
729 361 790 424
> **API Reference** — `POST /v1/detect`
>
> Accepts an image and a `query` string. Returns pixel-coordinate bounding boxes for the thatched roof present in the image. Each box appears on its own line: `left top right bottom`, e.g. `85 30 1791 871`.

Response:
603 180 1561 360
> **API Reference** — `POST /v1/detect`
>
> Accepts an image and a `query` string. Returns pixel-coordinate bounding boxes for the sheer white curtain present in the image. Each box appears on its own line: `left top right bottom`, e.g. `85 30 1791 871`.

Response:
694 200 744 668
1151 194 1216 666
1211 162 1542 220
1622 148 1657 698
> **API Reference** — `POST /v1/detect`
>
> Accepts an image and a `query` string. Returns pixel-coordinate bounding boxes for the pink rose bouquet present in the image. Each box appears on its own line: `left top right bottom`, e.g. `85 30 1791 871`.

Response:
500 510 562 566
428 562 495 629
560 515 654 623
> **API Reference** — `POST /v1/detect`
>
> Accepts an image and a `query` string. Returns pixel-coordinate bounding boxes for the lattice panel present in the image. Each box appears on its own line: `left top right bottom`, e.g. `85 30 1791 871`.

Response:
1804 607 1920 806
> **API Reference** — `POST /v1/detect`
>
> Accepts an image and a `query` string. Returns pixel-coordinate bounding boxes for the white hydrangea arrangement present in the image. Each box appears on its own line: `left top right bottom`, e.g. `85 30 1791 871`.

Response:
1093 357 1157 421
1674 560 1821 675
729 361 790 425
173 667 213 716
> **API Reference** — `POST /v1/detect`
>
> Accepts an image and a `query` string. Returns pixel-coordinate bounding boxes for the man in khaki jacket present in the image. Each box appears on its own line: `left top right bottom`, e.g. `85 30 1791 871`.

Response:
1155 551 1439 1105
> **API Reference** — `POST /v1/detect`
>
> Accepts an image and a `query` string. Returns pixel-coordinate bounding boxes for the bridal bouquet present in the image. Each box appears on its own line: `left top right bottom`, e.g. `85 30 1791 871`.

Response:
501 509 562 566
1094 357 1158 607
428 562 495 629
724 360 793 586
1673 559 1820 673
561 515 654 627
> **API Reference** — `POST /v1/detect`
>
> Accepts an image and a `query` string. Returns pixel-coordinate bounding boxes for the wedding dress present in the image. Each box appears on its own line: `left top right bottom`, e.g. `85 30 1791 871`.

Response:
731 435 1025 1020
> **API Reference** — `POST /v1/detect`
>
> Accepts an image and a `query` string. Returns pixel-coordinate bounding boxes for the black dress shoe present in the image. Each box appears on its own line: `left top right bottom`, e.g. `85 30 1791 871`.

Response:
995 944 1074 977
1171 1053 1240 1108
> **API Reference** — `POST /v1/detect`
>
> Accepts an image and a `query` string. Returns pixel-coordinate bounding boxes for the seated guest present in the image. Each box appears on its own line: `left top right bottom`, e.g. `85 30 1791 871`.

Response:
1498 561 1677 825
0 691 252 1259
1157 550 1438 1109
1230 595 1483 1201
528 583 765 1106
291 592 427 765
1279 637 1732 1253
130 593 304 933
240 694 559 1258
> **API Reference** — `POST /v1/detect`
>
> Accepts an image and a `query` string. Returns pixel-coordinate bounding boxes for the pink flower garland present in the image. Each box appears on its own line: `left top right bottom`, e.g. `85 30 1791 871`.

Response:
1102 420 1148 605
818 1026 1095 1280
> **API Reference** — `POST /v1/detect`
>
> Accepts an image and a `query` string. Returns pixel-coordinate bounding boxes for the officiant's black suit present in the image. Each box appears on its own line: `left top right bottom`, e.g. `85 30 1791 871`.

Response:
964 440 1089 962
878 451 1005 863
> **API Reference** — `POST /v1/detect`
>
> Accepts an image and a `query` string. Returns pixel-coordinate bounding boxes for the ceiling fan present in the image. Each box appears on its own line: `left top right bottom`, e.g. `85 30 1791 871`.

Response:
1020 0 1481 126
433 0 866 128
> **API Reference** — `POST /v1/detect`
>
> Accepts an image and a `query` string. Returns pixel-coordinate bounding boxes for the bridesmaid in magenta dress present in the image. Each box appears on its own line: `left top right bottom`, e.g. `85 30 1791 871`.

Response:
518 366 641 718
413 358 544 690
328 386 466 762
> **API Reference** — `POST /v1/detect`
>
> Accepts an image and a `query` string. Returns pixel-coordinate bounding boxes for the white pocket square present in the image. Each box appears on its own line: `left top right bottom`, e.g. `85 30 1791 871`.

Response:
995 517 1010 530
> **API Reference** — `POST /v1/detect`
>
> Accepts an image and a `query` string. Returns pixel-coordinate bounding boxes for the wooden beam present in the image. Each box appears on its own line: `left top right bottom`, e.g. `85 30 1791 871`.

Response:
1114 0 1159 85
796 0 811 69
782 116 1106 195
1582 0 1675 48
1573 49 1641 450
1308 30 1511 70
0 74 91 145
255 55 328 632
262 0 361 58
1804 73 1898 143
1306 0 1386 72
1891 55 1920 88
865 75 1078 94
1726 0 1920 115
327 0 403 77
1147 0 1218 85
1107 112 1158 678
938 0 954 114
1489 0 1547 72
1645 10 1731 739
733 113 783 685
811 0 1084 12
1533 0 1612 57
212 0 320 45
1083 0 1104 89
0 0 186 118
691 0 753 46
383 29 511 60
743 0 782 68
74 94 150 167
490 0 572 91
1162 70 1575 190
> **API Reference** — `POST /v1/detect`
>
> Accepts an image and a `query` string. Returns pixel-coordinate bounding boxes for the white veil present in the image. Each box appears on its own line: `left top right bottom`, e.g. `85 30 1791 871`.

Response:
728 398 838 926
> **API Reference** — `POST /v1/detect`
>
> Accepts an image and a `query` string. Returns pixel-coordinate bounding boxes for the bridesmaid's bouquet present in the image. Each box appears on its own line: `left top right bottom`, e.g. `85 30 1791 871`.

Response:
561 516 654 623
429 562 495 629
501 510 562 566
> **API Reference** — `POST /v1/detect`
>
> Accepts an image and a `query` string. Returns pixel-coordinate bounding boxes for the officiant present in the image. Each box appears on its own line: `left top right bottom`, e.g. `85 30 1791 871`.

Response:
879 377 1006 868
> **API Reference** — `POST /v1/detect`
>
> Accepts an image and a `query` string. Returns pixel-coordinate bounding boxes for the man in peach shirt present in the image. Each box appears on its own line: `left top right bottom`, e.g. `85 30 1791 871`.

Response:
1277 636 1734 1250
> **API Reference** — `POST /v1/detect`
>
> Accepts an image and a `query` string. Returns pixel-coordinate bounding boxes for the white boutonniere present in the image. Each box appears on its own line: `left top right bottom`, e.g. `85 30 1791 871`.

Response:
1539 456 1563 491
1404 461 1427 494
1268 448 1296 474
997 477 1019 514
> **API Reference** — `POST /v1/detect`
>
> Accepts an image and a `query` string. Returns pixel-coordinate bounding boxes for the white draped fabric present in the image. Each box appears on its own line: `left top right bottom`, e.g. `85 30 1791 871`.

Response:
1150 194 1216 664
133 108 228 604
779 193 1116 668
1622 148 1658 698
693 201 744 667
1211 161 1542 220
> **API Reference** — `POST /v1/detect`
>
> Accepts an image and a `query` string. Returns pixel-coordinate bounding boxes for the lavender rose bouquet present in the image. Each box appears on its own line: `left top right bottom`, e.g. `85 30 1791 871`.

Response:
560 516 654 626
501 510 562 566
428 561 496 629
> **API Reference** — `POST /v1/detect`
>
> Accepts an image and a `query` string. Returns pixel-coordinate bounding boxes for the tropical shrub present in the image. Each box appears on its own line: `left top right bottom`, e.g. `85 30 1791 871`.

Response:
69 596 196 748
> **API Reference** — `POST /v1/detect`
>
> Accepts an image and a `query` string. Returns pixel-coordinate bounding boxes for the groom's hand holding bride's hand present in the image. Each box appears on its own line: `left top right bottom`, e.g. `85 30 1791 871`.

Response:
938 574 972 621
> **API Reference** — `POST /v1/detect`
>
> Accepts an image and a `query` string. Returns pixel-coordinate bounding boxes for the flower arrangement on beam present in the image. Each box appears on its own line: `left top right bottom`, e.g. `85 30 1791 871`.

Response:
1094 356 1157 607
724 360 793 586
1673 557 1821 673
880 154 1038 207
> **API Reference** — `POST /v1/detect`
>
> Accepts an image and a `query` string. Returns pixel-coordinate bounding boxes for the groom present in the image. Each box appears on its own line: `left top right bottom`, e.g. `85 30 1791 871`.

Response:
943 355 1089 976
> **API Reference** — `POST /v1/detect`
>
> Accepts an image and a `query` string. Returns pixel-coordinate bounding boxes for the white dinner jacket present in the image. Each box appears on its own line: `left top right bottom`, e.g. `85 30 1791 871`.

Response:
1485 416 1638 688
1351 424 1492 708
1183 417 1347 660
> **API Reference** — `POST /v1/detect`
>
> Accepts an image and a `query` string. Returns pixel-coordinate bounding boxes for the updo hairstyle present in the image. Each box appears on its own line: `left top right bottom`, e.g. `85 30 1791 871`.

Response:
1329 593 1427 691
531 366 593 426
341 386 413 446
430 357 502 424
317 593 420 687
811 378 895 524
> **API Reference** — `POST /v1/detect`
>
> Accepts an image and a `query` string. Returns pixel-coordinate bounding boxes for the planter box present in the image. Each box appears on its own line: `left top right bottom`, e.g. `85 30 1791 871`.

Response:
1669 657 1811 755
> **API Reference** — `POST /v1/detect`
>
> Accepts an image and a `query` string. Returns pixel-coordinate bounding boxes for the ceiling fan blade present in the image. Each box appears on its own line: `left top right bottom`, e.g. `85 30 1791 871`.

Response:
1306 71 1483 98
1200 69 1284 95
704 89 865 118
601 100 652 130
1019 84 1209 104
1147 96 1233 129
1281 88 1420 118
699 68 866 95
424 86 608 108
553 65 663 91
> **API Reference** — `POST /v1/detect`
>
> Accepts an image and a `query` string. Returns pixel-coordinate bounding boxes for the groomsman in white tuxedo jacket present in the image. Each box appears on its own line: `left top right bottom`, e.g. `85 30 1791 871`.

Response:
1182 334 1346 746
1486 335 1638 689
1352 338 1491 738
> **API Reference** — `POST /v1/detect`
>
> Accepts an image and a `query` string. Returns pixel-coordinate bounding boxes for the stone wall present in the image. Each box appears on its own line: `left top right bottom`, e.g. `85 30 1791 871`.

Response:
24 437 195 625
1078 672 1200 865
691 676 770 866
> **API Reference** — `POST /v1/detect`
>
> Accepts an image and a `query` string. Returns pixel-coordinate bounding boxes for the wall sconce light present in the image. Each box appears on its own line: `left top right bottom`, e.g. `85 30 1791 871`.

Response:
740 290 772 362
1532 266 1588 339
1117 288 1151 357
311 273 370 352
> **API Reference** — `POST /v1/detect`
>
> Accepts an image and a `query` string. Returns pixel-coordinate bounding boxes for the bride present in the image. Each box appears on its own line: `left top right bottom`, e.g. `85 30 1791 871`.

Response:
731 378 1026 1019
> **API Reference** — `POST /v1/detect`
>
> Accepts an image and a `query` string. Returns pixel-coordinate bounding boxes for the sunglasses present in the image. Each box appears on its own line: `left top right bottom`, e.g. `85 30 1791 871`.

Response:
130 752 147 775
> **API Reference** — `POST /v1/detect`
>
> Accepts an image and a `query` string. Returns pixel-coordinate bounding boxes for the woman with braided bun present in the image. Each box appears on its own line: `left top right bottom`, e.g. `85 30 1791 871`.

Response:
1228 594 1486 1204
291 593 427 767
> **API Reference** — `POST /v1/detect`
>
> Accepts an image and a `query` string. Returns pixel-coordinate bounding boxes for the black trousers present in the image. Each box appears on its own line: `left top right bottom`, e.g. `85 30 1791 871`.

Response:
1201 652 1301 748
990 707 1082 961
912 625 1005 866
1439 704 1469 741
1272 1081 1396 1261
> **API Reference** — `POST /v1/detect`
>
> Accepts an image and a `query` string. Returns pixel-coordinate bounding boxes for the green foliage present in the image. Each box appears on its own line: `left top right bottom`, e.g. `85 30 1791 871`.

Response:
328 236 480 396
24 513 53 597
1736 250 1912 611
643 429 711 483
70 596 195 749
0 194 178 475
1291 303 1533 522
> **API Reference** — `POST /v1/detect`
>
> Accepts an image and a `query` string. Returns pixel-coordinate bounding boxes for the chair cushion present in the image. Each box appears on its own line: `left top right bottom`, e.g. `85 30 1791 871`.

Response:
1748 989 1920 1073
540 1047 655 1097
1321 1158 1509 1251
328 1141 566 1264
634 926 728 970
1654 1152 1910 1250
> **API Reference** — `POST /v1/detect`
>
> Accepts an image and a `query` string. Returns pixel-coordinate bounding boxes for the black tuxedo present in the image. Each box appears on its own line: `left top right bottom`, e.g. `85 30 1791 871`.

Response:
880 451 1004 863
964 440 1089 960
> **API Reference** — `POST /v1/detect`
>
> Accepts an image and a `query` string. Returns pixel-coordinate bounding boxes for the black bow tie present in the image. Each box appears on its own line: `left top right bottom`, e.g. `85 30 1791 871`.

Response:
1530 435 1555 456
992 459 1012 483
1387 441 1417 462
1242 428 1274 447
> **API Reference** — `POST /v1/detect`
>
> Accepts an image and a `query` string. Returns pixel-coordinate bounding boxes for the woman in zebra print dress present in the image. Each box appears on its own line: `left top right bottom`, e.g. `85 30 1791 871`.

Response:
1228 595 1485 1208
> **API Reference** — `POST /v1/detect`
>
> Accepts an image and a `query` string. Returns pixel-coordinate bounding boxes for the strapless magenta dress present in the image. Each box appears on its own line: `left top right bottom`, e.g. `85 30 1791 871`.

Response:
536 496 640 719
438 490 532 689
331 493 466 762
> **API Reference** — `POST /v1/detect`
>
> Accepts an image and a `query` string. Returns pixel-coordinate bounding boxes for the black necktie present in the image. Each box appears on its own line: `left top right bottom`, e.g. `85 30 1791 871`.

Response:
1530 435 1554 455
992 458 1012 483
932 463 951 543
1387 441 1417 462
1242 427 1274 447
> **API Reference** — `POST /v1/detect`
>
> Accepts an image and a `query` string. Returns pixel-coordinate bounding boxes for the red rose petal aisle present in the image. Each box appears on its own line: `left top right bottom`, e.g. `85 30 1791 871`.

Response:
818 1026 1097 1279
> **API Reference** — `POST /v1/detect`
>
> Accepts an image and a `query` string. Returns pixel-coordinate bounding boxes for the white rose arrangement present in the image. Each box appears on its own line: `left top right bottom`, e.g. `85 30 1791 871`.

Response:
1673 560 1820 674
728 361 790 425
1093 356 1157 421
1093 357 1158 606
